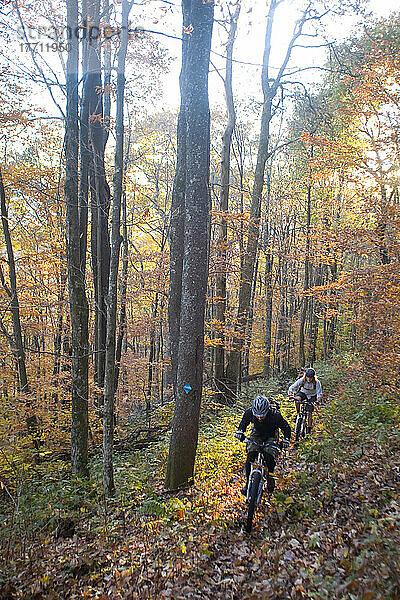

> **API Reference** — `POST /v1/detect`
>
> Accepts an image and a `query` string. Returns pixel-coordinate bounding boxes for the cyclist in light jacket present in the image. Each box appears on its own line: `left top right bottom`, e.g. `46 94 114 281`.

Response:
288 368 322 434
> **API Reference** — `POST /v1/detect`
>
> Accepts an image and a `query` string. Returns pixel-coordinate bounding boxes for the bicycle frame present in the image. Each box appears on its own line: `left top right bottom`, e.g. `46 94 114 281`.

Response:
294 399 313 441
247 448 265 504
242 436 282 532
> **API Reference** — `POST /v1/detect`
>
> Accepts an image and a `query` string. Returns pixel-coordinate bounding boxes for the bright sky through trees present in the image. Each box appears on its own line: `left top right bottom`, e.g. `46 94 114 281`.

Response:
160 0 398 112
5 0 396 120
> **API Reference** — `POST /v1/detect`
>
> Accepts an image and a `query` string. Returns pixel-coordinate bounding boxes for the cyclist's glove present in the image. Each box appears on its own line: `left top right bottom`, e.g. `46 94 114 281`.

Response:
235 431 245 442
281 438 290 449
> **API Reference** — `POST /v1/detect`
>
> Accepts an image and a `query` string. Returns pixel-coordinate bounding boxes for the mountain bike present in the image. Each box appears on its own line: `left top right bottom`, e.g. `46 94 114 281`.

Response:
240 436 283 533
292 397 315 442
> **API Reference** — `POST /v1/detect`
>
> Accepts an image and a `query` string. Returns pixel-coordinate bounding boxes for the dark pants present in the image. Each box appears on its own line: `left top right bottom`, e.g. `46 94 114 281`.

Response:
245 450 276 483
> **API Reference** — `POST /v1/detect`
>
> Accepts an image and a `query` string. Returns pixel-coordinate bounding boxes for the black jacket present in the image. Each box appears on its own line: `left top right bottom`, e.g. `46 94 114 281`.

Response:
238 408 291 441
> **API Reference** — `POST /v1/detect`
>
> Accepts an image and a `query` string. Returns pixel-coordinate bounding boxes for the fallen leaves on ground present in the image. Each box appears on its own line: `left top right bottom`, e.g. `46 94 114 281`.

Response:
1 386 399 600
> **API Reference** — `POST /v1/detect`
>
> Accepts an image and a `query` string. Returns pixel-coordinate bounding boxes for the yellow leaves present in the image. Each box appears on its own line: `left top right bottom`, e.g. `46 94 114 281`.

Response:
294 579 306 596
204 335 224 348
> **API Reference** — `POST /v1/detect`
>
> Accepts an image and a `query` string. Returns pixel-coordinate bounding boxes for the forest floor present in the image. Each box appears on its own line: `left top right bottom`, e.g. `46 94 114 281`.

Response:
0 360 399 600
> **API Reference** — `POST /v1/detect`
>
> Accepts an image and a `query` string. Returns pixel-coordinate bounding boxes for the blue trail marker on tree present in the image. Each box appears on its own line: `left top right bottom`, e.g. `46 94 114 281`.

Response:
183 384 192 394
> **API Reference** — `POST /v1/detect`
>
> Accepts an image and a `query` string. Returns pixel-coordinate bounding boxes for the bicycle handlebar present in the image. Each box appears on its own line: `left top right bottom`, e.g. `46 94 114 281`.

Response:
289 395 318 404
241 435 283 452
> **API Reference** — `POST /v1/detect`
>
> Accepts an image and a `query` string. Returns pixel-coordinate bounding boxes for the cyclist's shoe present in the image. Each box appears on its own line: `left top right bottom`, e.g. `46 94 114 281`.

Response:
306 426 312 435
266 474 275 492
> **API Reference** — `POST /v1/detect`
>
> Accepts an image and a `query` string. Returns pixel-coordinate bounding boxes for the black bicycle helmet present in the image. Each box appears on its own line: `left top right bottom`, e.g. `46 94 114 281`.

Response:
305 368 315 378
251 395 270 418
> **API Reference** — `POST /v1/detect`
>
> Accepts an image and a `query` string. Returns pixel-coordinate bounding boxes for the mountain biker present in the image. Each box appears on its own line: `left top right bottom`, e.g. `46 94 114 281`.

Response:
235 395 291 495
288 367 322 434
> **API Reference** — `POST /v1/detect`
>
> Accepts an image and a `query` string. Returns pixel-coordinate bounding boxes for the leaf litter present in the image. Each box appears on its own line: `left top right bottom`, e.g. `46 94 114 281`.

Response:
0 381 399 600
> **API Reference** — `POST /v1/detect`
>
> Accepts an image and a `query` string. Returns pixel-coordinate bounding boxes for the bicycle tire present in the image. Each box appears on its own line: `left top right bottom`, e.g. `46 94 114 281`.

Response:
295 414 303 442
245 471 261 533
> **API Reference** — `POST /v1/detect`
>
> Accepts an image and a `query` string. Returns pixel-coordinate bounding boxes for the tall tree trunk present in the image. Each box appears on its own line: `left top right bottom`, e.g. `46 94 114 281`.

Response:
103 0 131 498
308 264 323 365
87 0 111 387
147 292 159 416
165 0 214 490
114 126 132 393
226 0 275 385
243 257 259 377
214 1 240 395
167 52 187 396
378 185 390 265
327 258 338 355
65 0 89 476
0 167 29 393
299 177 312 367
53 261 67 378
225 0 310 387
263 172 273 377
114 190 128 392
79 0 90 277
263 249 273 376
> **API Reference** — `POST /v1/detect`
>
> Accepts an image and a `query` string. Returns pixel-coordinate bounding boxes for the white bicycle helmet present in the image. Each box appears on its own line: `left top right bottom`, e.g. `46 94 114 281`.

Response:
251 395 270 418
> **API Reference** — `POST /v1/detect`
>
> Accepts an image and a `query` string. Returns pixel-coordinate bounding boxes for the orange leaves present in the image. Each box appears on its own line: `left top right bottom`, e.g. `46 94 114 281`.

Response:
88 112 103 124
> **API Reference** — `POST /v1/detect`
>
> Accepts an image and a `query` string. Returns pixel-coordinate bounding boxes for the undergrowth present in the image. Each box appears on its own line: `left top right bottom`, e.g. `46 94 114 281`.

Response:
0 357 399 598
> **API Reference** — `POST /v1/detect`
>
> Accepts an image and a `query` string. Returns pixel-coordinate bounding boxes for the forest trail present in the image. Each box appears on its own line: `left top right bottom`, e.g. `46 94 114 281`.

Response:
2 3 400 599
1 378 399 600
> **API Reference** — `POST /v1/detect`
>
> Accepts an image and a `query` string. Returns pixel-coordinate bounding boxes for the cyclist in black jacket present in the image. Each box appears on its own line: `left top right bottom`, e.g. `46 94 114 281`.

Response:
235 395 291 495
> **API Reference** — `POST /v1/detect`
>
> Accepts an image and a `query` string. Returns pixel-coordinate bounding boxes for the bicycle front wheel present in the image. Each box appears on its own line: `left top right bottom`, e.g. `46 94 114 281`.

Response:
245 471 261 533
295 414 303 442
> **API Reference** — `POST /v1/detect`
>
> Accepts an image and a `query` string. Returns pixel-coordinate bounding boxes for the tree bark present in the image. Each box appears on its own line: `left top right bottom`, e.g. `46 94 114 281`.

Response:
308 263 323 365
103 0 132 498
214 1 240 395
263 249 273 376
263 173 273 377
0 167 29 393
165 0 214 490
53 261 67 378
243 257 259 377
378 185 390 265
114 190 128 393
299 177 312 367
87 0 111 387
65 0 89 477
167 25 188 396
79 0 90 278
